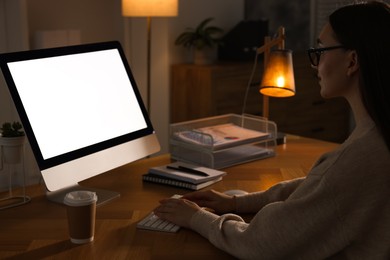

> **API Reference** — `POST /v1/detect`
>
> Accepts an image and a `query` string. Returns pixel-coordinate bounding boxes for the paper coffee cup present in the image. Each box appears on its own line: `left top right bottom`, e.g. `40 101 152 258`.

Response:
64 190 97 244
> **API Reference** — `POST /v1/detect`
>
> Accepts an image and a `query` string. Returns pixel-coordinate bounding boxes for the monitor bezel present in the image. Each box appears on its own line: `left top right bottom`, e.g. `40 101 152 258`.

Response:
0 41 154 171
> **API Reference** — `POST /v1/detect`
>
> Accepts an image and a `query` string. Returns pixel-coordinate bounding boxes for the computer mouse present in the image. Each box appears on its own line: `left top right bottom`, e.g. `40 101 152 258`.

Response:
223 189 249 196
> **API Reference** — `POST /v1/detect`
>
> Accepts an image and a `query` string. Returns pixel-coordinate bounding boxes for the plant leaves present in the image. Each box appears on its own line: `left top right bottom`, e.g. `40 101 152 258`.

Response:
175 17 224 49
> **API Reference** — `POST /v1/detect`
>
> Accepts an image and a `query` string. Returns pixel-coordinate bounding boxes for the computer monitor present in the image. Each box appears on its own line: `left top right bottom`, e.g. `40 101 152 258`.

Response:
0 41 160 206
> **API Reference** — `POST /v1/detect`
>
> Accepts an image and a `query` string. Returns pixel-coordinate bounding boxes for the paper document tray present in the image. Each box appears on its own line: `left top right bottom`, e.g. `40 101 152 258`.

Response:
170 114 277 169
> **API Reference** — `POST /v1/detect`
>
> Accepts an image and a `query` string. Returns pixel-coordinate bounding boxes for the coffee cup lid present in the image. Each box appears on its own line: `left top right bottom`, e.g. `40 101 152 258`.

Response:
63 190 98 206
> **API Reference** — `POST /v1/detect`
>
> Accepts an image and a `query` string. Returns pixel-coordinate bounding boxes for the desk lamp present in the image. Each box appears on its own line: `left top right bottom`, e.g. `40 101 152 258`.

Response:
257 27 296 119
122 0 178 114
241 27 295 144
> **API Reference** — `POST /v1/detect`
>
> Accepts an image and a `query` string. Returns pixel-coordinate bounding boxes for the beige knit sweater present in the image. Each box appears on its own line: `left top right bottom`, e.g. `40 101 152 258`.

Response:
190 126 390 259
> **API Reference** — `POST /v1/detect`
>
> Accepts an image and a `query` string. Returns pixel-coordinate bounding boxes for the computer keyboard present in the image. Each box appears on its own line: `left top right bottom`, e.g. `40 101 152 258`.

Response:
136 194 182 233
137 212 180 232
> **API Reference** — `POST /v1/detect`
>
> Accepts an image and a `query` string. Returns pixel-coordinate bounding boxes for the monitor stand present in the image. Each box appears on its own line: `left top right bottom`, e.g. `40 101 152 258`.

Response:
46 184 120 207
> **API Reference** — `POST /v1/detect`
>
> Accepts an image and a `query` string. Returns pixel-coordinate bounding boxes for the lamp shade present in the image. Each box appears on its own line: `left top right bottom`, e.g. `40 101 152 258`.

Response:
122 0 178 17
260 49 295 97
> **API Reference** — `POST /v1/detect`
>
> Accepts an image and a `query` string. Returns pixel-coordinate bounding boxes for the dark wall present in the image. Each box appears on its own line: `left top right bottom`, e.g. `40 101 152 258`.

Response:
245 0 310 51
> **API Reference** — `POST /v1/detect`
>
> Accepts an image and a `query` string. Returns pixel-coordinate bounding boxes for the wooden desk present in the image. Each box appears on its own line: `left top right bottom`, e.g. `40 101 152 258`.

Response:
0 136 338 259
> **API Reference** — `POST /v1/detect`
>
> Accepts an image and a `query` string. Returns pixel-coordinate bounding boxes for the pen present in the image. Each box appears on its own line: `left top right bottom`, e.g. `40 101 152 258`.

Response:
166 165 209 177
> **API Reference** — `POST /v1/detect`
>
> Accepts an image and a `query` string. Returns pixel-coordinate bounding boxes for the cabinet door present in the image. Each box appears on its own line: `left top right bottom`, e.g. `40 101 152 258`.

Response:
170 64 214 123
170 63 261 123
214 64 263 116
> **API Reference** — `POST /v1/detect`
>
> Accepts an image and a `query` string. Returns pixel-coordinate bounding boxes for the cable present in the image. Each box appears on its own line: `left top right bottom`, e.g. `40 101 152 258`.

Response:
241 51 260 116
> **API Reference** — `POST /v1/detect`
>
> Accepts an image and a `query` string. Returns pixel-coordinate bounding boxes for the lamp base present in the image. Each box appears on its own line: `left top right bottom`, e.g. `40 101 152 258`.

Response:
276 132 287 145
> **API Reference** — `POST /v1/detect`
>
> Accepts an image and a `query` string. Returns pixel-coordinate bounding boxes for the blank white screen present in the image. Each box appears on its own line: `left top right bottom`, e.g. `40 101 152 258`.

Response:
7 49 147 159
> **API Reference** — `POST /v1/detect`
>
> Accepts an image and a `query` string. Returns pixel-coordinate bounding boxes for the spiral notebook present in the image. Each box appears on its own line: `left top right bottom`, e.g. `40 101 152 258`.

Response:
142 173 222 190
148 162 226 184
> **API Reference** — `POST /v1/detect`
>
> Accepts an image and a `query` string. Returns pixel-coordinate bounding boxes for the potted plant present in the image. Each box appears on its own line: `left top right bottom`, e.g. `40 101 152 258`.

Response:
175 17 224 65
0 121 26 164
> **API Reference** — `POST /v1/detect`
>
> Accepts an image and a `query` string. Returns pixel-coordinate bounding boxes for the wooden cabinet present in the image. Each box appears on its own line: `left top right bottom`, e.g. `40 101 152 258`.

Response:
170 52 351 143
170 62 262 122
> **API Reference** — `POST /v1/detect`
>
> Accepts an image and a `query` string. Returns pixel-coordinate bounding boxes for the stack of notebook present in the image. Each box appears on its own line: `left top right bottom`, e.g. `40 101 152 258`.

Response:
142 162 226 190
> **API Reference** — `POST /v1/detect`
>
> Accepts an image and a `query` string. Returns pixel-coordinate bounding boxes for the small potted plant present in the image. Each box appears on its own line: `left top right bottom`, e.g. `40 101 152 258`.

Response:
175 17 224 65
0 121 26 164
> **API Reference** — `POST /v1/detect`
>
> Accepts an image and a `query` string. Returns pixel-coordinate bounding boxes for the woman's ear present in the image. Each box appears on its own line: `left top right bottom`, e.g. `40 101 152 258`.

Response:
347 50 359 76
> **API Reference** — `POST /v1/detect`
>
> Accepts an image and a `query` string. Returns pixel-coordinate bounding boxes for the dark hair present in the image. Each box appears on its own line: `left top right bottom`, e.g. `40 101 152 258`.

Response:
329 1 390 150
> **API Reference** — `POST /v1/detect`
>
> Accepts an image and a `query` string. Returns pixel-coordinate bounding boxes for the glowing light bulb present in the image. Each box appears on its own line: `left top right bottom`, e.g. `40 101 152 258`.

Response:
276 76 285 87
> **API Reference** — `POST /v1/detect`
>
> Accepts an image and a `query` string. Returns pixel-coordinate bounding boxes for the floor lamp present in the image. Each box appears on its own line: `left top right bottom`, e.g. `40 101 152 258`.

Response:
257 27 296 119
122 0 178 114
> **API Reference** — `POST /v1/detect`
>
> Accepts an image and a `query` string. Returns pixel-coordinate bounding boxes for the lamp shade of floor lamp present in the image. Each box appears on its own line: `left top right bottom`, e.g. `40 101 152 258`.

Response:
122 0 178 114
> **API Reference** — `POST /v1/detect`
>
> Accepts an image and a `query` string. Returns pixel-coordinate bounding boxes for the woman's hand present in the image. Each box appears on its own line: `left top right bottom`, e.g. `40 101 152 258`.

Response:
154 189 236 228
154 198 201 228
182 189 236 214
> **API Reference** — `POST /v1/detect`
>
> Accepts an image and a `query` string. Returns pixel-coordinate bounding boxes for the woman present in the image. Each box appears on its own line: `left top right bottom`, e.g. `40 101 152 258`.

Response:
155 1 390 259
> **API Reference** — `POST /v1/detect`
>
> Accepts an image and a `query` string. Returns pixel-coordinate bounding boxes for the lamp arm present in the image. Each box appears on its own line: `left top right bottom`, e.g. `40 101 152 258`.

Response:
256 26 285 54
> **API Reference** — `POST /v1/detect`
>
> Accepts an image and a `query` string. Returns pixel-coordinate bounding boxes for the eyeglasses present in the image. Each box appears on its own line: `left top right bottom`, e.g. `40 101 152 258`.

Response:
307 45 345 66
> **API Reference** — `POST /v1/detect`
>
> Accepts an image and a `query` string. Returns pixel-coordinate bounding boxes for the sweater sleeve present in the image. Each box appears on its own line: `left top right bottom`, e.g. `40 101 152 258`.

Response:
190 128 390 259
235 177 305 213
190 174 348 260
